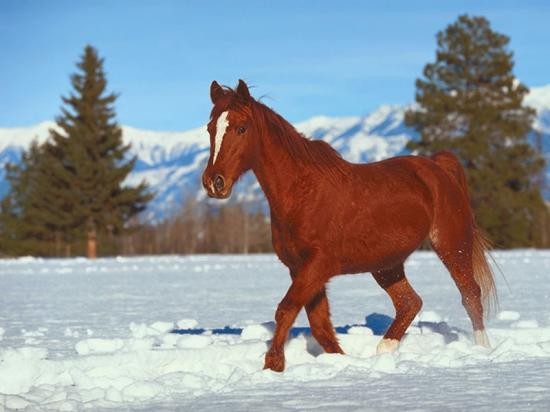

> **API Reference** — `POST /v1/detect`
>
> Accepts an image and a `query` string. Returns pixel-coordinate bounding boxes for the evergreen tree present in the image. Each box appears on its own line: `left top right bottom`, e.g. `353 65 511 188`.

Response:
405 15 547 248
44 45 153 257
0 142 61 256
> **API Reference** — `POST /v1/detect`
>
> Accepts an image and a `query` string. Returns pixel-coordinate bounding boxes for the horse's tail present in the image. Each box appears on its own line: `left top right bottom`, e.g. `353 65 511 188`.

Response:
431 151 498 316
471 226 498 316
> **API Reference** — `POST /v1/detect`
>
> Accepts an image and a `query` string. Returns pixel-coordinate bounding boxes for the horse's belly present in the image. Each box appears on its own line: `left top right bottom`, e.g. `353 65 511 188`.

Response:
339 244 418 274
335 207 431 273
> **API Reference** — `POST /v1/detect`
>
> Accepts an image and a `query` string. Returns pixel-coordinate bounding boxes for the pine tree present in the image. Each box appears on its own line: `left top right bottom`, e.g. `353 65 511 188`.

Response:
405 15 547 248
0 142 61 256
44 45 152 257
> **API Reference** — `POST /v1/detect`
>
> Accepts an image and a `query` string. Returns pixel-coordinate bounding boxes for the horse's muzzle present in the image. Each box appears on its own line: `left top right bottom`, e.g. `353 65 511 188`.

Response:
202 173 233 199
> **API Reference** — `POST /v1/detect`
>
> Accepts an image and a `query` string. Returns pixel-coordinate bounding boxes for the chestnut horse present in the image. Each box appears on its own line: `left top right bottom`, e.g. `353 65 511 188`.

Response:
202 80 497 372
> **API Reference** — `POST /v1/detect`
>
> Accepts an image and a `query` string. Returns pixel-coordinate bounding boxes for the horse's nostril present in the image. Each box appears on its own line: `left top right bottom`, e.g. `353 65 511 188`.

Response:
214 175 225 191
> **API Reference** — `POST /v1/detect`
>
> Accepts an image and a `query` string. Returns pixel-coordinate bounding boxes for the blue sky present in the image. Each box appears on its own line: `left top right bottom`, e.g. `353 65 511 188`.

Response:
1 0 549 130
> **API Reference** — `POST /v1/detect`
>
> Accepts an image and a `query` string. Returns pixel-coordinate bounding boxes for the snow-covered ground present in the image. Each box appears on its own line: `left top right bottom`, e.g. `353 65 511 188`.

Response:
1 251 550 411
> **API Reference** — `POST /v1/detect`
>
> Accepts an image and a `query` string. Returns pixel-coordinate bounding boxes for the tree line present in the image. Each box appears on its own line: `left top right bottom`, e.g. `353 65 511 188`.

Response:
0 15 548 257
119 199 273 255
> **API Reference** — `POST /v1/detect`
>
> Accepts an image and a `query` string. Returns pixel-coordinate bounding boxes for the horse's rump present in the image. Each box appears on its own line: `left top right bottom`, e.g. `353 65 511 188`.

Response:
430 150 469 199
430 150 497 315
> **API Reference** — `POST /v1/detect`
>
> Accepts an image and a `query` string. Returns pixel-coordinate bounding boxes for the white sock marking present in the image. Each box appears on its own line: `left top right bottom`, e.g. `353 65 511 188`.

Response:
376 338 399 354
213 111 229 164
474 329 491 348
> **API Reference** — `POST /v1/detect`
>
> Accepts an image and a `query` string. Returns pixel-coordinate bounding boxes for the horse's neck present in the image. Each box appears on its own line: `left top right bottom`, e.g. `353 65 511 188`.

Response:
252 128 306 218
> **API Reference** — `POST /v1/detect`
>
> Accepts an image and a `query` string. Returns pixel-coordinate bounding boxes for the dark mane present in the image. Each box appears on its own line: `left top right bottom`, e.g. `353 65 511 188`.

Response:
250 100 350 182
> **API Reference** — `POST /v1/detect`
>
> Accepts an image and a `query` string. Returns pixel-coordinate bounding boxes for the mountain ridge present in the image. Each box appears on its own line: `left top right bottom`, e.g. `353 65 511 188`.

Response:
1 85 549 220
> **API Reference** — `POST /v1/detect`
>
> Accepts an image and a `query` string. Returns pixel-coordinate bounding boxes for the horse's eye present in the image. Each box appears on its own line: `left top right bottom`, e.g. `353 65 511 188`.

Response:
237 126 247 135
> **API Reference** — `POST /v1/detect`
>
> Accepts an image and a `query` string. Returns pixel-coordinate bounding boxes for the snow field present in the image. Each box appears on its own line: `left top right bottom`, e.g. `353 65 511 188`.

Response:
1 316 550 410
1 251 550 410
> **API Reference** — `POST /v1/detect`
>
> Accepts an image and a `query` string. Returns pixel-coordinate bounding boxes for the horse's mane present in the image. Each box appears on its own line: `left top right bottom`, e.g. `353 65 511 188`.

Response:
250 100 350 182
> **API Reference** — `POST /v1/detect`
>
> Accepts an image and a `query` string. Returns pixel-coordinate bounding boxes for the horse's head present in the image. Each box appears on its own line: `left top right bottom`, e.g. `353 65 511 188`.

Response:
202 79 257 199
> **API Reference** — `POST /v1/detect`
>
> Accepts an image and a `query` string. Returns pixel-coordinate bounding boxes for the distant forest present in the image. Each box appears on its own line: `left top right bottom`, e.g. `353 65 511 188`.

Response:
120 199 273 256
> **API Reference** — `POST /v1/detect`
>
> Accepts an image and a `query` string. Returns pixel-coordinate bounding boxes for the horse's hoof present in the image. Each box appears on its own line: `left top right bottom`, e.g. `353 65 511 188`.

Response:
264 350 285 372
376 338 399 354
325 343 345 354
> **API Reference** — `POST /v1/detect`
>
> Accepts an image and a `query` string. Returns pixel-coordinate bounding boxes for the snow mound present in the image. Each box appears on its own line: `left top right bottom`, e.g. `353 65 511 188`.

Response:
1 318 550 410
497 310 521 321
176 319 199 329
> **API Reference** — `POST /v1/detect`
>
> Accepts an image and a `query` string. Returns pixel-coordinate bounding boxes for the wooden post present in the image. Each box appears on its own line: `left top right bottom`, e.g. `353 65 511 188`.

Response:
87 219 97 259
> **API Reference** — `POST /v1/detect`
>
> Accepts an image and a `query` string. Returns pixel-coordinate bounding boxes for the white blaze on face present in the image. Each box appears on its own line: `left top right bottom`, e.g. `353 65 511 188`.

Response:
213 111 229 164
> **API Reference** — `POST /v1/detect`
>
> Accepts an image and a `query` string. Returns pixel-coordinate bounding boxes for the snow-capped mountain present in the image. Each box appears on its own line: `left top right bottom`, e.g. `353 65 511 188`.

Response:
0 106 416 221
526 84 550 151
1 85 549 221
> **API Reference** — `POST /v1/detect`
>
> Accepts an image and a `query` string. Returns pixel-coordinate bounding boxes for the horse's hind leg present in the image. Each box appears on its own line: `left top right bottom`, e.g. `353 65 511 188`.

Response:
372 263 423 354
431 237 490 347
289 269 343 354
305 287 344 354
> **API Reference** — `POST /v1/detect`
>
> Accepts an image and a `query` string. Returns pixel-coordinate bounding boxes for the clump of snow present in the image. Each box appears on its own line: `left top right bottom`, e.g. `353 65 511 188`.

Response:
241 322 274 341
417 311 442 323
373 353 397 372
176 334 212 349
22 329 45 338
149 321 174 334
75 338 125 355
4 395 31 410
497 310 521 321
0 347 48 394
64 327 79 338
512 320 539 329
129 321 173 338
176 319 198 329
122 381 165 402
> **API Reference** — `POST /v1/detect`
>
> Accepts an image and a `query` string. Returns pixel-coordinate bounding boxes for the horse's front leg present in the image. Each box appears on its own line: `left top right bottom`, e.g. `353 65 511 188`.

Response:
265 257 330 372
288 269 343 355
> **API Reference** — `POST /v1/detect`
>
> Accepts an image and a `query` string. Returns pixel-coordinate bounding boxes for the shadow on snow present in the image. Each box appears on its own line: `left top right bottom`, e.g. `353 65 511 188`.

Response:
171 312 467 345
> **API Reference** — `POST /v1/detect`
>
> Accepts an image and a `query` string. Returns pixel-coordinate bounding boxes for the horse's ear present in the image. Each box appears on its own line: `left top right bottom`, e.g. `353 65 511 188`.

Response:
236 79 251 101
210 81 224 104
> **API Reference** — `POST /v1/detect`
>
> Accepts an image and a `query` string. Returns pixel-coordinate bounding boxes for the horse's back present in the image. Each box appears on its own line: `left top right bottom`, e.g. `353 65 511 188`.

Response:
352 154 459 207
362 153 469 205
